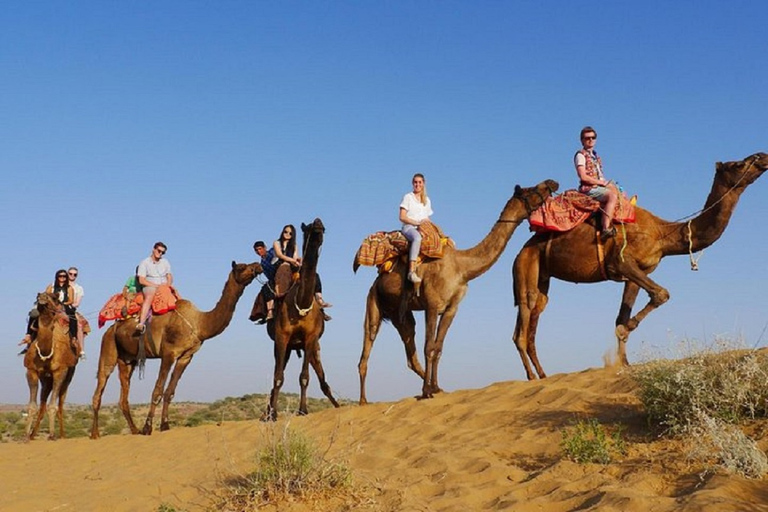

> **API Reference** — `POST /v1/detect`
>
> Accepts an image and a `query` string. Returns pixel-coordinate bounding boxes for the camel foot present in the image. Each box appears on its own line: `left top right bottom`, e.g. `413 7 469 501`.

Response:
359 398 369 406
261 408 278 422
160 422 170 432
615 324 629 343
141 424 153 436
90 432 100 440
298 409 308 416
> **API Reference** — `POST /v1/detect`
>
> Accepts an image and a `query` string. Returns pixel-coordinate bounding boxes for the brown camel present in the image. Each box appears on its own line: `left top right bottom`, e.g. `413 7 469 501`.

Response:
356 179 559 404
90 261 262 438
23 292 80 440
264 217 339 421
512 152 768 380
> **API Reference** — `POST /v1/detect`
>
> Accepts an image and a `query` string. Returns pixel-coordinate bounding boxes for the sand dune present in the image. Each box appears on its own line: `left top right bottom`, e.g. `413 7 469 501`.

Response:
2 366 767 512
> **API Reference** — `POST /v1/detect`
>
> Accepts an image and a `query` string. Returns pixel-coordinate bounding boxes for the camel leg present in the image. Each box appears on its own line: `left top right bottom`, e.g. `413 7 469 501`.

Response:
428 303 463 396
56 367 76 440
615 282 641 366
392 310 424 379
91 331 119 439
358 288 383 405
309 344 339 409
612 260 670 366
25 370 40 441
298 345 311 416
420 309 441 400
117 360 140 434
36 377 53 440
159 353 195 431
524 278 550 379
265 338 289 421
142 354 175 435
512 249 546 380
47 372 68 440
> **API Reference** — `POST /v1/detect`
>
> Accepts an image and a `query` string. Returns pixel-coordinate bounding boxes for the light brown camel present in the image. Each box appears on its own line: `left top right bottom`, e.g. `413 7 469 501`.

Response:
356 179 559 404
512 152 768 380
23 292 80 440
90 261 262 438
264 218 339 421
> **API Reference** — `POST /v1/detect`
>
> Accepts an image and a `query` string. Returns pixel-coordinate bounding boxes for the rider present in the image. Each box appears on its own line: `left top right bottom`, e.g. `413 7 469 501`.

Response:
399 173 433 283
136 242 172 333
575 126 619 239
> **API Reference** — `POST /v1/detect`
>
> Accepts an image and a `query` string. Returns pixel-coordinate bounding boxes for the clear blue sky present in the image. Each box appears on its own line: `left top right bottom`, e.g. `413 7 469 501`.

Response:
2 1 766 406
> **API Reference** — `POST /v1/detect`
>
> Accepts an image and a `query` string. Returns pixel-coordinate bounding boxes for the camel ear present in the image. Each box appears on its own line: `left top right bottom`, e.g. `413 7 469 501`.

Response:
514 185 522 195
301 222 308 231
231 261 236 270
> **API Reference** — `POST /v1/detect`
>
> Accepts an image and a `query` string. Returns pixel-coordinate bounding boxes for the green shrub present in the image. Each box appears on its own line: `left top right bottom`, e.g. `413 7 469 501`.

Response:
561 418 626 464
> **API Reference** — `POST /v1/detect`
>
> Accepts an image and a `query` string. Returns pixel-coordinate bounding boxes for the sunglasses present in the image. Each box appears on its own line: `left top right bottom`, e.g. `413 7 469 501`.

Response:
68 272 77 277
57 274 67 279
155 248 166 255
582 135 597 141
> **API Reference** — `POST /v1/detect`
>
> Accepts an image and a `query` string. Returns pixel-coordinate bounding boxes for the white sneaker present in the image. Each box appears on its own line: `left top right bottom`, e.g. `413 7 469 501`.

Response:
408 271 422 283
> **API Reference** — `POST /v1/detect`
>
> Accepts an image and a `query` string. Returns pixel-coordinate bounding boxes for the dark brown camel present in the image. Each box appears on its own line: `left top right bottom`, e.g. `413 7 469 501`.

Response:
356 179 559 404
90 261 262 438
264 217 339 421
23 292 80 440
512 152 768 379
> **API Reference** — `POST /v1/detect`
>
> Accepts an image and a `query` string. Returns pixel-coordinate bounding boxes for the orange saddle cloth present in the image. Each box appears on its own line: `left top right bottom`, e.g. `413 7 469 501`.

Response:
353 221 454 271
528 189 636 233
98 285 180 328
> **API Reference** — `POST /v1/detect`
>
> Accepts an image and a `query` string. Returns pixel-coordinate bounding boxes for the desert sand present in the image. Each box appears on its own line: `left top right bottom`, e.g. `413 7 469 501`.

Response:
2 365 767 512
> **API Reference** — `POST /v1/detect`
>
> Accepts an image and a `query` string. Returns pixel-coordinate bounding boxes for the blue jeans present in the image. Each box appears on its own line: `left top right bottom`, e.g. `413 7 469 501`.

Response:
402 224 422 261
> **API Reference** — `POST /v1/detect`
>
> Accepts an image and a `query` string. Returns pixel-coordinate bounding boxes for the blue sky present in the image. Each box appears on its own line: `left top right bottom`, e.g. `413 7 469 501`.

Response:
1 1 766 406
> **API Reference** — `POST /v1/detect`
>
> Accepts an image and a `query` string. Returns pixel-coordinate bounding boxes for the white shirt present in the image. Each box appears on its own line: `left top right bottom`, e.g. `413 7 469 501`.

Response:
400 192 433 224
138 256 172 285
71 282 84 306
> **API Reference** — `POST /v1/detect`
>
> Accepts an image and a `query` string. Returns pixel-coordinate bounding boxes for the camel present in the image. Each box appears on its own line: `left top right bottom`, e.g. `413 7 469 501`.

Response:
512 152 768 380
356 179 559 404
90 261 262 438
264 217 339 421
23 292 80 440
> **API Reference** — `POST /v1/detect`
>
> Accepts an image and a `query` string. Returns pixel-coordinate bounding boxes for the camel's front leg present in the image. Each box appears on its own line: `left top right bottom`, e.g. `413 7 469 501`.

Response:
159 353 195 431
420 309 440 399
265 338 289 421
25 370 40 441
142 354 175 435
309 343 340 409
117 359 140 434
615 281 641 366
512 249 546 380
429 297 465 395
298 345 311 415
358 288 384 405
613 260 669 366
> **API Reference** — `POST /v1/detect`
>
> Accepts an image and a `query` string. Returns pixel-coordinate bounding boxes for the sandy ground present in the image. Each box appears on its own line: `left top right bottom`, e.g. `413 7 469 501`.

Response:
2 365 768 512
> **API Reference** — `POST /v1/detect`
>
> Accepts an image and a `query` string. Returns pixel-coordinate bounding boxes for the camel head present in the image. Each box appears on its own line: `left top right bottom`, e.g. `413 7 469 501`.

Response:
512 178 560 216
34 291 61 316
301 217 325 251
231 260 263 285
716 152 768 189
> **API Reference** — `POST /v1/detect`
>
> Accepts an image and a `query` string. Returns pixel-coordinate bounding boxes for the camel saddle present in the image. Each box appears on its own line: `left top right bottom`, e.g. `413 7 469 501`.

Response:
528 189 637 233
98 285 181 328
249 264 298 322
353 221 454 273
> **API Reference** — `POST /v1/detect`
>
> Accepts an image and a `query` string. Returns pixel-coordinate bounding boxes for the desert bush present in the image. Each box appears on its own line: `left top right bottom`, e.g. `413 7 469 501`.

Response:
561 417 626 464
688 409 768 479
631 337 768 478
631 337 768 433
213 419 356 510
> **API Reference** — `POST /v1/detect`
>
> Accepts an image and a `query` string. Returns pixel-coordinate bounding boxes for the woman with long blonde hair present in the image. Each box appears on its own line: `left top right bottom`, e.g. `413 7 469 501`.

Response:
399 173 433 283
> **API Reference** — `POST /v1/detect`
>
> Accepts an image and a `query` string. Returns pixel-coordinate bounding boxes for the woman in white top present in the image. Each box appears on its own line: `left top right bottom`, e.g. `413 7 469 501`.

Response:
399 173 433 283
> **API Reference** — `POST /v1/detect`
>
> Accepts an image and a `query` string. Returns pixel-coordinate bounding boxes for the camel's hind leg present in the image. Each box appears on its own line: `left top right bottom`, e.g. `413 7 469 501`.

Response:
392 310 424 380
117 359 139 434
615 282 641 366
298 345 312 415
512 247 549 380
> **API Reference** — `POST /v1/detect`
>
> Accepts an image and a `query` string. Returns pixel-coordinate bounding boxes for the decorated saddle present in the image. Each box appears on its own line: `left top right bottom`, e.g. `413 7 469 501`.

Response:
98 284 181 328
353 221 454 272
528 190 637 233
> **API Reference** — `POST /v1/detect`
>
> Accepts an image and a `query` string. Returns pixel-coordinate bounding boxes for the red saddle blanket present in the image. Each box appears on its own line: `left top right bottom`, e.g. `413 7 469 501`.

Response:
528 189 637 233
98 285 180 328
353 221 454 271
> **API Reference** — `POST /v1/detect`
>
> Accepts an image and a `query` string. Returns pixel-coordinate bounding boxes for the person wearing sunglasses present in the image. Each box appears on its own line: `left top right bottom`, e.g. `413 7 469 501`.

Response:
18 269 76 354
575 126 619 239
136 242 172 333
